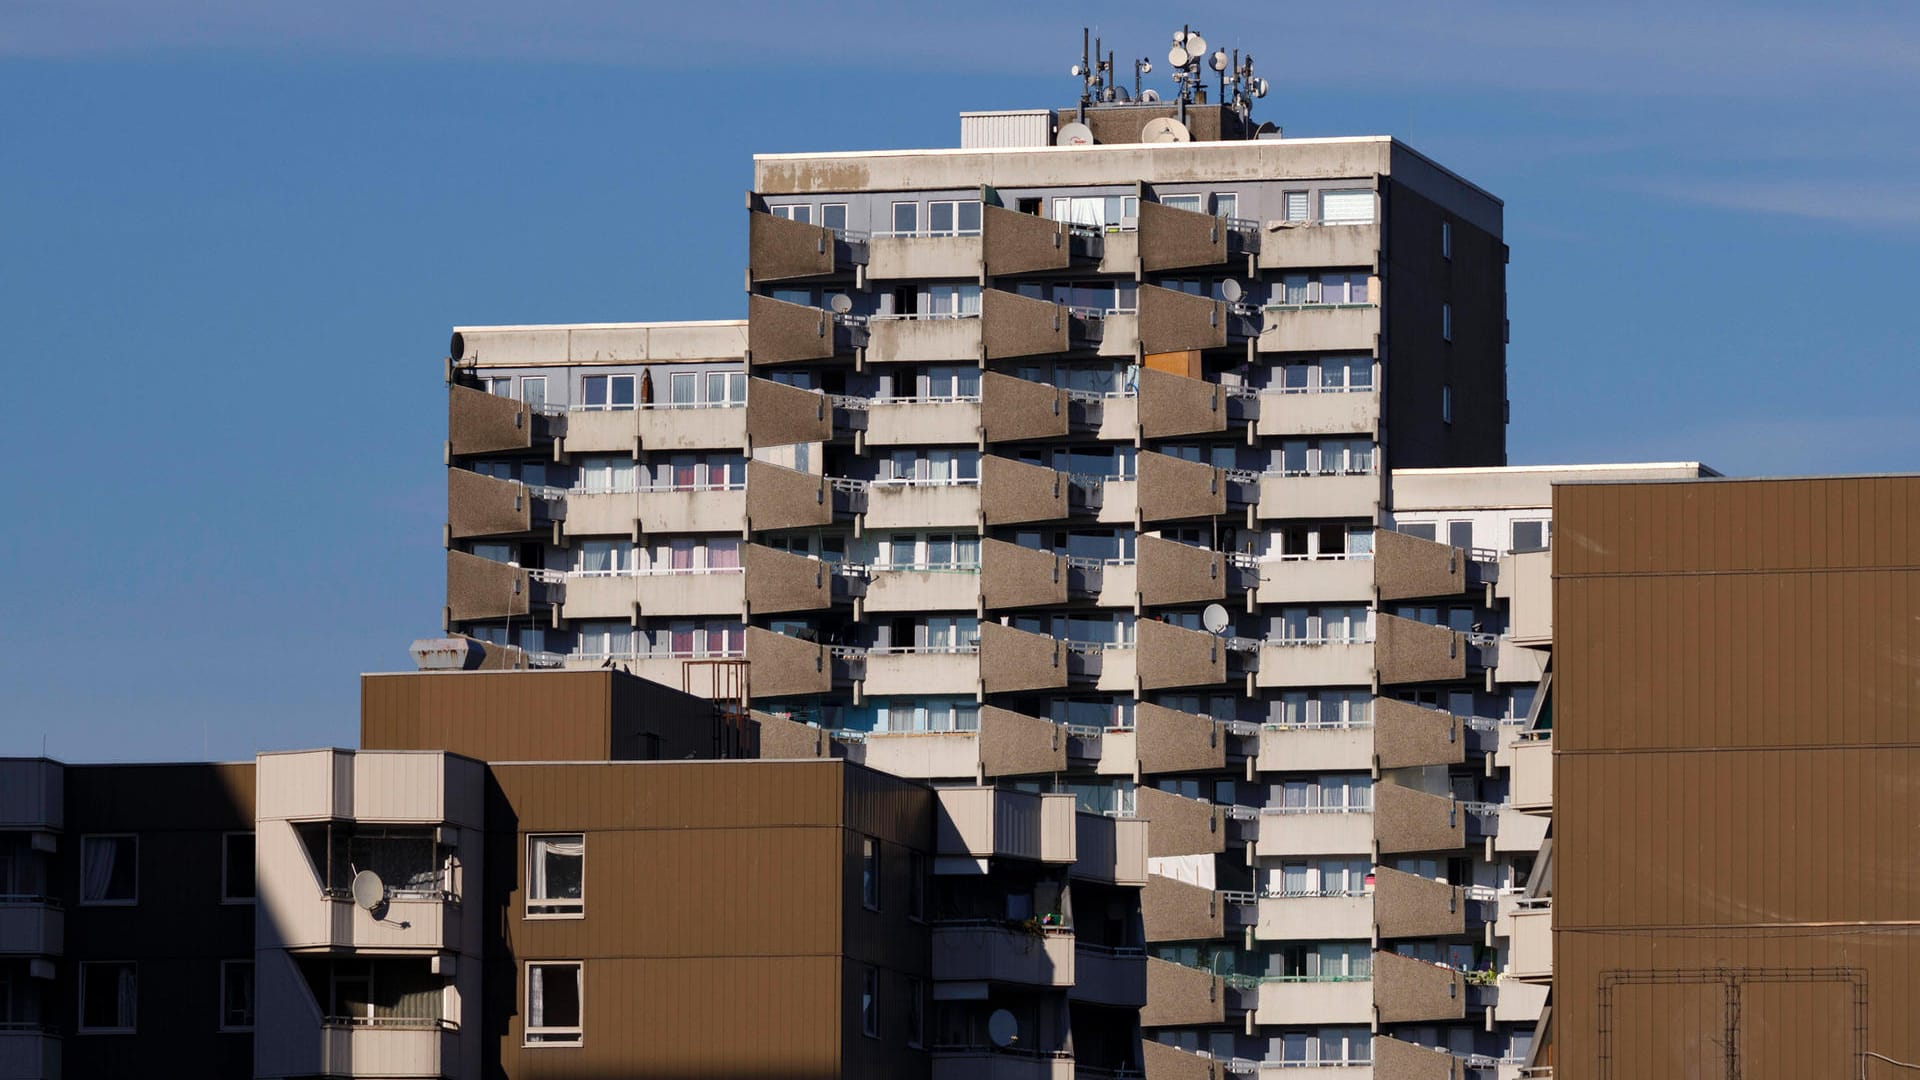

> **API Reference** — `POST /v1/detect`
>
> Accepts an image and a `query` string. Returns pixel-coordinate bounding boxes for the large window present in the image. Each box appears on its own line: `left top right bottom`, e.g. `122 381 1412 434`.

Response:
220 961 255 1031
1278 775 1374 813
1275 859 1372 898
1276 271 1371 307
79 962 136 1032
294 824 444 900
1274 690 1374 730
1274 438 1375 477
883 448 979 484
526 962 584 1045
573 456 636 494
80 835 137 905
1275 605 1373 645
223 833 255 902
771 204 812 224
874 697 980 733
891 201 919 235
1320 189 1374 225
1281 1027 1372 1065
575 620 634 658
928 199 982 236
580 374 636 411
1510 519 1550 553
1051 194 1138 230
528 835 585 918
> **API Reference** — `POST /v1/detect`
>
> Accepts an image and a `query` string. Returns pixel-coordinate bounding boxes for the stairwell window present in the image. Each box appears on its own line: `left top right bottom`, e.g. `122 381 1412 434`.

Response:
1442 303 1453 342
527 835 585 918
526 962 583 1045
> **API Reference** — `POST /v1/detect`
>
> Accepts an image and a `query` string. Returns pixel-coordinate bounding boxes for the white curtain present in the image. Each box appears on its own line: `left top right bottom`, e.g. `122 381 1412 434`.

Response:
82 838 119 902
115 966 136 1027
528 964 545 1027
1320 190 1374 224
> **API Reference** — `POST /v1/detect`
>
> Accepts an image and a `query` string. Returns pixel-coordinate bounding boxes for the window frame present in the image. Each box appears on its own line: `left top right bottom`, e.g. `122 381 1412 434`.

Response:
78 834 138 906
526 833 587 919
78 960 137 1034
860 836 881 911
524 960 585 1047
860 966 879 1039
221 832 255 904
1442 220 1453 260
218 959 255 1032
891 201 919 236
1442 303 1453 342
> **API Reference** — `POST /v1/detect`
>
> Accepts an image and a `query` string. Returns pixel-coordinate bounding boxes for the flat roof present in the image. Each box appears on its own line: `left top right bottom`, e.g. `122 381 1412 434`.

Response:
451 319 743 334
1396 462 1715 477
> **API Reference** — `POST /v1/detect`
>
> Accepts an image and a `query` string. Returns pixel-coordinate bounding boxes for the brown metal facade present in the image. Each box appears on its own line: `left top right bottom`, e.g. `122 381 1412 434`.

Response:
1553 476 1920 1079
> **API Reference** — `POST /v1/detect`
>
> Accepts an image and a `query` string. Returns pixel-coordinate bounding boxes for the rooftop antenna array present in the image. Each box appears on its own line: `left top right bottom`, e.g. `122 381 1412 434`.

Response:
1067 26 1269 134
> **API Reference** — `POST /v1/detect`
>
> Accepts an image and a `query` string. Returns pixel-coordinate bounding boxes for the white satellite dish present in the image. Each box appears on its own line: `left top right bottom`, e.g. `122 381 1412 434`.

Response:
828 293 853 315
1183 32 1207 57
1167 44 1190 68
1057 121 1094 147
1142 118 1192 144
1210 49 1228 72
1221 278 1245 303
1202 603 1232 635
351 869 386 911
1253 77 1269 98
1140 89 1161 104
987 1008 1020 1048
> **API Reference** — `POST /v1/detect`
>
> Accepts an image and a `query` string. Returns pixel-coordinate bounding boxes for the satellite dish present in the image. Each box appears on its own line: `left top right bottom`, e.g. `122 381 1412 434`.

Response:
987 1009 1019 1048
351 869 386 911
1210 49 1228 72
1221 278 1245 303
1142 118 1192 144
1167 45 1190 68
1184 32 1207 57
1057 121 1094 147
828 293 853 315
1202 603 1232 635
1140 89 1161 103
1253 78 1269 98
1070 64 1084 77
1113 86 1132 102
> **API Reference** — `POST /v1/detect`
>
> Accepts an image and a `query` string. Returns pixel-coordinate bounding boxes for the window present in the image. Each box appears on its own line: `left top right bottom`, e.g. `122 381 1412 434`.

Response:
924 283 981 316
860 967 878 1038
771 204 813 224
908 852 926 922
1398 521 1437 542
1319 272 1369 305
580 374 636 411
875 696 980 733
576 539 636 575
1511 519 1550 552
891 201 918 235
526 962 583 1045
928 199 982 236
79 962 136 1032
220 961 255 1031
1320 189 1374 224
293 823 443 899
1160 193 1204 212
574 456 636 494
484 376 513 396
1442 303 1453 342
1442 220 1453 259
821 203 848 232
520 376 547 410
1447 520 1474 551
575 620 633 658
1282 190 1309 222
1215 192 1238 219
80 835 137 905
670 372 696 406
861 837 880 910
705 370 746 407
906 976 925 1047
1442 385 1453 425
1051 194 1138 229
528 835 585 917
222 833 255 902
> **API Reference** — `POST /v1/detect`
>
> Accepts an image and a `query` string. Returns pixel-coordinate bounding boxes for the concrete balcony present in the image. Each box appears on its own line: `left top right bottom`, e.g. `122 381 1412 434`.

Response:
867 314 984 364
935 787 1077 867
1254 977 1373 1026
1494 807 1550 855
1137 620 1227 692
1133 285 1229 354
1495 549 1553 646
1087 560 1139 608
1373 699 1467 771
744 377 834 448
747 294 862 365
1137 535 1228 608
1137 451 1228 523
307 894 460 952
1137 786 1228 858
979 622 1069 695
1254 389 1380 438
447 469 560 540
748 208 862 283
980 538 1068 610
1253 808 1372 859
932 921 1075 987
1257 304 1379 354
561 403 750 454
561 487 750 537
866 398 982 446
1253 1064 1373 1078
1094 477 1138 525
1509 736 1553 811
741 626 835 698
1493 975 1549 1024
1256 893 1372 941
1143 957 1226 1027
862 566 980 614
865 480 979 530
1256 472 1379 520
1256 556 1374 604
863 648 979 697
1136 367 1229 440
1139 200 1231 271
0 760 61 831
983 289 1072 359
445 550 548 623
1374 784 1466 856
1506 900 1551 981
981 456 1069 527
743 544 836 615
0 1031 59 1080
1493 638 1549 685
1373 530 1468 602
857 707 1065 781
0 903 63 956
1373 950 1466 1024
980 371 1070 443
932 1049 1074 1080
984 203 1097 275
1373 1036 1466 1080
319 1021 459 1078
745 459 839 533
448 381 543 456
1072 812 1148 886
1142 873 1223 943
1256 220 1380 271
1072 943 1147 1007
1256 724 1372 772
561 569 745 620
1374 615 1470 685
1132 704 1228 774
867 232 982 280
1372 867 1466 939
1255 641 1373 689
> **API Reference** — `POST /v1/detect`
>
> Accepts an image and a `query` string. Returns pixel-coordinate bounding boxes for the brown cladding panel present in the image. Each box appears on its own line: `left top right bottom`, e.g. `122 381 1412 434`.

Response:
1138 200 1227 272
746 376 834 447
981 288 1069 359
744 542 832 614
447 467 532 539
1137 284 1228 354
449 381 533 456
980 370 1071 443
363 669 614 760
1137 451 1227 522
749 209 838 282
982 203 1072 276
1136 367 1227 440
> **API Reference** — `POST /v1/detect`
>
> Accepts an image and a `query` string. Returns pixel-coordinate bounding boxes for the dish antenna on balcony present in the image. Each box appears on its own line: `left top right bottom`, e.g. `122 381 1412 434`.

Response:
828 293 853 315
351 869 386 911
987 1008 1019 1048
1203 603 1232 635
1221 278 1245 303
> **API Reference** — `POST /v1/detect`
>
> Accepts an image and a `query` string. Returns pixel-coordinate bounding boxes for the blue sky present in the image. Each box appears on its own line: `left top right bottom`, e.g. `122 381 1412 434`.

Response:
3 1 1917 762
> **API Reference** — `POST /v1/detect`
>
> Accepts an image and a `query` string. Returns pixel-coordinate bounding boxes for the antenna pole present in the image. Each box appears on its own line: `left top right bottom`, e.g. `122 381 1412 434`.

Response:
1078 27 1090 122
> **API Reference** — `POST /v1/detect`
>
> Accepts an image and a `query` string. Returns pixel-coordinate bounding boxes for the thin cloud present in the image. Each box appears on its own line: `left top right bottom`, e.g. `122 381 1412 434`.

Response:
1630 178 1920 229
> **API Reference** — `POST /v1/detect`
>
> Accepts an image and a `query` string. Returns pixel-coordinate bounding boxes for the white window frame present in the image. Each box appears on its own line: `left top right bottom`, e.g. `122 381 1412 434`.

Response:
218 960 255 1032
484 376 514 397
890 201 919 236
770 204 813 224
1320 188 1375 225
527 834 586 919
524 961 584 1046
820 203 849 233
79 834 138 906
1160 193 1204 213
221 832 255 904
927 199 982 237
78 961 137 1033
1215 192 1239 219
519 376 547 409
1282 190 1309 222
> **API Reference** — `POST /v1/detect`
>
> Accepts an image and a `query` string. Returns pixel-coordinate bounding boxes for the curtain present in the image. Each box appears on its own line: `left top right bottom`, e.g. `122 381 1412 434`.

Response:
528 964 545 1027
82 838 119 902
115 966 136 1028
534 838 584 900
706 540 740 570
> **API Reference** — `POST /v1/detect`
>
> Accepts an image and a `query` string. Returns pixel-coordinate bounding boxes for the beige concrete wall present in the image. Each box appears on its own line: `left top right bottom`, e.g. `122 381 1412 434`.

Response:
862 651 979 697
1495 549 1552 645
865 400 981 446
1508 738 1552 810
636 488 751 535
862 567 979 613
1096 477 1138 524
1256 556 1375 604
454 320 746 365
1507 906 1551 979
752 710 832 759
866 316 982 365
866 234 982 280
1255 389 1380 438
1253 809 1373 859
562 408 637 453
1255 978 1372 1026
1257 642 1374 688
1258 221 1381 271
865 483 979 529
1257 895 1372 941
1373 1035 1464 1080
1258 304 1380 354
1139 1033 1223 1080
1072 814 1147 887
858 731 981 781
561 491 633 537
637 405 748 451
1257 473 1380 520
1255 726 1373 772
